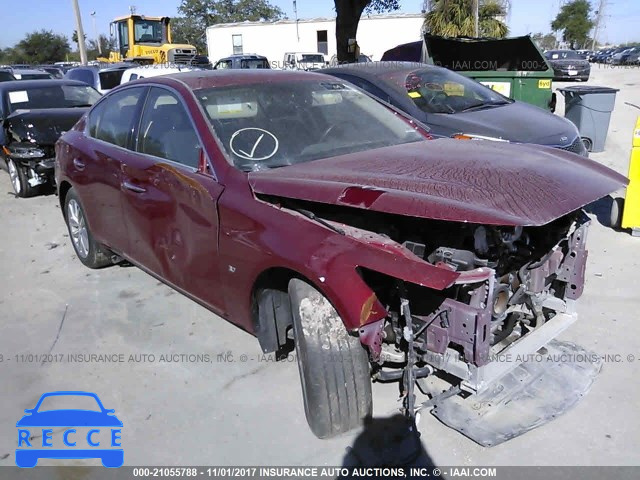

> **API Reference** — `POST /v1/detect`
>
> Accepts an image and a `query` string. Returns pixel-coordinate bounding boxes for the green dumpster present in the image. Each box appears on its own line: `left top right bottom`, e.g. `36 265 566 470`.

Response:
424 34 555 111
381 34 556 111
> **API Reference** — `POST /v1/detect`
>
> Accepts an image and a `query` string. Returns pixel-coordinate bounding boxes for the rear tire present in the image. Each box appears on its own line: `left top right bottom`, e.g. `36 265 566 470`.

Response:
288 278 372 439
64 187 112 269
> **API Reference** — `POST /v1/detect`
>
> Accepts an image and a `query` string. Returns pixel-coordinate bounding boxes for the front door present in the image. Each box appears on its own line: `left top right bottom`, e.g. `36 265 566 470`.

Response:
120 87 226 314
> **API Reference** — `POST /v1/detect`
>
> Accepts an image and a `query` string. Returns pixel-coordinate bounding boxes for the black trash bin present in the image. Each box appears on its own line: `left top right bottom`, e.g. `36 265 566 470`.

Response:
558 85 619 153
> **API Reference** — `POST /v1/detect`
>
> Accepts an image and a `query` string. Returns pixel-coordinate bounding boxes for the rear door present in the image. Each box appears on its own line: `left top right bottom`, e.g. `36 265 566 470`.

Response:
77 86 148 254
121 86 226 313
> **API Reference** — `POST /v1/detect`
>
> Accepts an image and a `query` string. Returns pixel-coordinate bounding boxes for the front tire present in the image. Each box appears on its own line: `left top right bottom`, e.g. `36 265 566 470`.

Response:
288 278 372 439
610 197 625 230
7 159 37 197
64 188 112 269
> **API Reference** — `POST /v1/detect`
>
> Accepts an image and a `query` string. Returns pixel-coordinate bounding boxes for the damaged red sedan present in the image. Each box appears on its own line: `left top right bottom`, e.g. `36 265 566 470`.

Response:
55 70 626 440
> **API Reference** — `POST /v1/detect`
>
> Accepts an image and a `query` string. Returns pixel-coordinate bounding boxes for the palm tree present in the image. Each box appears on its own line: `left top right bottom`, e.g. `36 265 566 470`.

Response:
424 0 509 38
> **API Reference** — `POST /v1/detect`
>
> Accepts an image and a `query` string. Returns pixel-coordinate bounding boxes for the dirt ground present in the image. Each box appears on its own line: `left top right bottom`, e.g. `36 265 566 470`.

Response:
0 64 639 468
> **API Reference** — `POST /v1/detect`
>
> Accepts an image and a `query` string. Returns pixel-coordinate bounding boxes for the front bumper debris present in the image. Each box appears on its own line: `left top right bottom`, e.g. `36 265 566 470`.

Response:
432 340 603 446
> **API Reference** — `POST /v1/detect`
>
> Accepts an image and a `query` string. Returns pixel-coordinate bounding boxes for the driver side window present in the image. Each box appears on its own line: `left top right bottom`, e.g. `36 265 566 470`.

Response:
136 88 201 168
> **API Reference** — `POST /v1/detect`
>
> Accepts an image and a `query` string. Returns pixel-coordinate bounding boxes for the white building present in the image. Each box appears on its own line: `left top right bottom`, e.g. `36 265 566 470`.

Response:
205 13 425 66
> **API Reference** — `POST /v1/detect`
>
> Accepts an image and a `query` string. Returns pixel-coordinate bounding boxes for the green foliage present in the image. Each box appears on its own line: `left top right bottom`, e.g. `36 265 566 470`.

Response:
551 0 593 49
0 30 71 64
86 35 116 60
424 0 508 38
171 17 207 53
532 32 557 51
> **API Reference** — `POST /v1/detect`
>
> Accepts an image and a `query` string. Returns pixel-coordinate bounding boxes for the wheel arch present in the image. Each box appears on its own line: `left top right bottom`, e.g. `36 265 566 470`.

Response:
250 266 308 354
58 180 73 216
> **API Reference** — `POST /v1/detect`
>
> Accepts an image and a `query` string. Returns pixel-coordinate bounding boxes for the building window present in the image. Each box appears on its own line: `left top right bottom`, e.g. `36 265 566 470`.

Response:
232 34 243 55
317 30 328 55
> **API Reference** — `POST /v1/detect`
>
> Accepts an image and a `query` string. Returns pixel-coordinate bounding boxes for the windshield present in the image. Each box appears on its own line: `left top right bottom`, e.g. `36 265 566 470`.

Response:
36 394 102 412
545 50 580 60
134 19 163 43
403 68 510 114
300 54 324 63
7 85 101 112
195 80 424 172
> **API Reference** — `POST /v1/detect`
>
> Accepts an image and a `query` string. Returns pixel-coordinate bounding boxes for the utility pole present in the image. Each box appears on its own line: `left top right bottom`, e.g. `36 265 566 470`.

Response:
473 0 479 37
91 11 101 55
71 0 88 65
591 0 606 50
293 1 299 42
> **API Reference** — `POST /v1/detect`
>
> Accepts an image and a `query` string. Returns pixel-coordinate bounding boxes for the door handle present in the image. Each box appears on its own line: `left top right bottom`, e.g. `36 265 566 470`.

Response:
122 181 146 193
72 158 85 170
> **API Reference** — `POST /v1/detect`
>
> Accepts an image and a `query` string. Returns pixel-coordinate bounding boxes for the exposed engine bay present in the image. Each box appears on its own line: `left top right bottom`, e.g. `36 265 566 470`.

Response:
275 198 589 401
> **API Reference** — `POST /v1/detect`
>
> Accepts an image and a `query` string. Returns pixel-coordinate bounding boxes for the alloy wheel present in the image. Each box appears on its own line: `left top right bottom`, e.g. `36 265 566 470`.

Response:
7 160 21 194
67 199 89 258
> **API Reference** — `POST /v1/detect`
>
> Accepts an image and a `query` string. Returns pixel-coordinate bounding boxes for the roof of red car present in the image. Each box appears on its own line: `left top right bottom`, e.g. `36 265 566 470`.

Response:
147 69 330 90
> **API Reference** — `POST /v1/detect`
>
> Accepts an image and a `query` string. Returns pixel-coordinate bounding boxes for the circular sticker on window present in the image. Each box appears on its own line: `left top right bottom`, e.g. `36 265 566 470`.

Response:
229 128 279 161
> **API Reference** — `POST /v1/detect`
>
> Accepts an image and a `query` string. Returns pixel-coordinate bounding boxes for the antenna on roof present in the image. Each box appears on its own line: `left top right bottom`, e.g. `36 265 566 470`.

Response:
129 5 137 14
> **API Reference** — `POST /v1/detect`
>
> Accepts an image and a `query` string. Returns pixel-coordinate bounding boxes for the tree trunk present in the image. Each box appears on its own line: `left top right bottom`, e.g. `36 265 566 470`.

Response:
335 0 369 63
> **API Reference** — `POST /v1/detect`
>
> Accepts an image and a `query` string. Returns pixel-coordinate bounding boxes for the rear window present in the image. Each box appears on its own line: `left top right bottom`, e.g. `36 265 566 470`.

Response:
300 54 324 63
99 70 126 90
19 73 53 80
0 71 15 82
67 69 95 86
240 59 269 69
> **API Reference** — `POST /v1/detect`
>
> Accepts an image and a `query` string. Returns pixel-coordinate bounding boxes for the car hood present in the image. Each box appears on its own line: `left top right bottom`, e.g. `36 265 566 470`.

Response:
4 108 88 145
429 101 578 145
248 139 627 226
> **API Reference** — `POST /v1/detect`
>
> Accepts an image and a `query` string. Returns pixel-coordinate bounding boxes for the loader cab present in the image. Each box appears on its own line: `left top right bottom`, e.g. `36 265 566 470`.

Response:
110 15 171 61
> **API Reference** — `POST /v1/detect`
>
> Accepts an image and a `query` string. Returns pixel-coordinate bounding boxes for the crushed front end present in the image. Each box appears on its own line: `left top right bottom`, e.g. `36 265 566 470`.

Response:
352 209 591 393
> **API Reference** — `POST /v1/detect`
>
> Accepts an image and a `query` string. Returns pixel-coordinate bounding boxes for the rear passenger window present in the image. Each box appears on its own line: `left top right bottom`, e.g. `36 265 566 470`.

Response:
137 88 200 168
88 87 146 148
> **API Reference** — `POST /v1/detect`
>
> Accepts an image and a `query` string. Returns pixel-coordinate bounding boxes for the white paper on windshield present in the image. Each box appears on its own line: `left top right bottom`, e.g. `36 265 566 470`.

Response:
8 90 29 104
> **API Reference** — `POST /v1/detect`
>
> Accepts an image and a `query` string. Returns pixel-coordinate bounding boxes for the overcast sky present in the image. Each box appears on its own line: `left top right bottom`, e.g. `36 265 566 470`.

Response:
1 0 638 49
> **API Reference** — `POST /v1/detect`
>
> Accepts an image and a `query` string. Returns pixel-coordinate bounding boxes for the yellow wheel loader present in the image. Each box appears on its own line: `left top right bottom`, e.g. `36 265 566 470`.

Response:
100 14 208 66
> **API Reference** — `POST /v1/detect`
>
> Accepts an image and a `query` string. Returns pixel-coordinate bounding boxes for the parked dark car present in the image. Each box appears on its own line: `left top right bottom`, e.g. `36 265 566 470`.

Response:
55 70 625 439
611 47 640 65
64 65 129 94
36 65 65 79
11 68 53 80
628 50 640 66
322 62 587 155
0 79 101 196
544 50 591 81
213 54 270 70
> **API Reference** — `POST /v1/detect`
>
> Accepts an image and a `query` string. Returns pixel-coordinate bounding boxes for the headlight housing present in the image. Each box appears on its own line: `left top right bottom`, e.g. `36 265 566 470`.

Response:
451 133 509 142
3 143 45 159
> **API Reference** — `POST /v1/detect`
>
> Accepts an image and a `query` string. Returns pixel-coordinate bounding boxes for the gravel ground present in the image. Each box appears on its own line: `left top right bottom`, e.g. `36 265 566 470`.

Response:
0 65 638 469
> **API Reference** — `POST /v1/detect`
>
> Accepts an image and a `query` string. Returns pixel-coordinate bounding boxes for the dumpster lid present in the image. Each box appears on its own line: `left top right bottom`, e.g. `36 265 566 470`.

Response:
557 85 620 94
423 34 550 72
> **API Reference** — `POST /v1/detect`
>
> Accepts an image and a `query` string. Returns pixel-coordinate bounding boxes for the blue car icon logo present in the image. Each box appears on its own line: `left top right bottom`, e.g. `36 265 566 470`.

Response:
16 391 123 468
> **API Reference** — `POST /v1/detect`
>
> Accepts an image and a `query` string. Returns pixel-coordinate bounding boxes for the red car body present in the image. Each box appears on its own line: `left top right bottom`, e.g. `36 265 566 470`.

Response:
55 70 626 437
